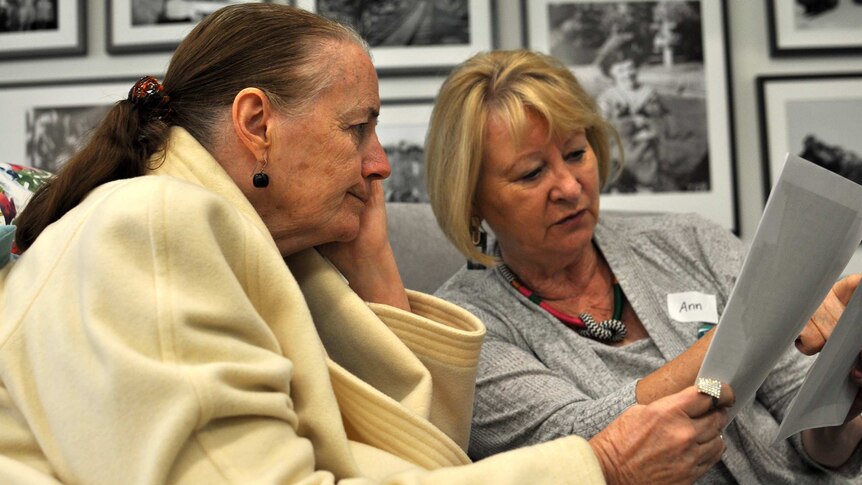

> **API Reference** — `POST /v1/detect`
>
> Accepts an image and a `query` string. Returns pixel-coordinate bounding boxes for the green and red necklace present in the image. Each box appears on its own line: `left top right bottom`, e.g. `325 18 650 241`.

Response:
499 264 627 343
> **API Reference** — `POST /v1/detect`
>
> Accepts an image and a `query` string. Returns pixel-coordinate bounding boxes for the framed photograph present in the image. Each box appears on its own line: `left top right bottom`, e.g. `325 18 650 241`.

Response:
766 0 862 57
758 73 862 275
523 0 737 233
0 0 86 59
757 73 862 200
296 0 494 74
106 0 295 54
0 78 137 173
377 98 434 203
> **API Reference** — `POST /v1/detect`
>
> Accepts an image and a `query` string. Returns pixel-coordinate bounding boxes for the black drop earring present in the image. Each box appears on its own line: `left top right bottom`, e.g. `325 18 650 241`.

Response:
253 170 269 188
253 158 269 188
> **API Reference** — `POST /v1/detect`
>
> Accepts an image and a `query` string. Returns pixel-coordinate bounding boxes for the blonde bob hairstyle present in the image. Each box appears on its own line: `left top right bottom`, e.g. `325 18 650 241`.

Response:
425 49 620 267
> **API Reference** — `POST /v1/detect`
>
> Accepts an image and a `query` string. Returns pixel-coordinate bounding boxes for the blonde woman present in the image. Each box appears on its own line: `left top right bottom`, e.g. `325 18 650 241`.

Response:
427 49 862 484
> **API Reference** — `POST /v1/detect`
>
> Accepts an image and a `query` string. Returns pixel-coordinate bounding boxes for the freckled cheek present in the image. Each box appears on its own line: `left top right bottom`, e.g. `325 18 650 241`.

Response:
314 138 357 179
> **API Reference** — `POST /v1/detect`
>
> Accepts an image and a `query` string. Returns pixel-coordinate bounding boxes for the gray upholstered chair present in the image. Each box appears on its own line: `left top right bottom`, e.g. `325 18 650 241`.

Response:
385 202 466 294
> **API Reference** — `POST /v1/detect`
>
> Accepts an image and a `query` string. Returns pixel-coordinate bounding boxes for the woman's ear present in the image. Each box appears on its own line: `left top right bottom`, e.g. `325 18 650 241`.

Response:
232 88 273 161
470 201 482 221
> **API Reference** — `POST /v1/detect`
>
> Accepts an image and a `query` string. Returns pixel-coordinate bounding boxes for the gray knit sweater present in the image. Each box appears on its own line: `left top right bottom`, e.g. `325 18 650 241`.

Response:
436 211 862 484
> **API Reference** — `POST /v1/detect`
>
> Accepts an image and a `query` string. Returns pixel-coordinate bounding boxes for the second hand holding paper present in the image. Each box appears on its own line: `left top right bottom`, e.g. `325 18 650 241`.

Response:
698 153 862 427
774 283 862 442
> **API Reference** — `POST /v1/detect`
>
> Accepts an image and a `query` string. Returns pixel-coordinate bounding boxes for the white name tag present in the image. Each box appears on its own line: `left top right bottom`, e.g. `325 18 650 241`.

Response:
667 291 718 323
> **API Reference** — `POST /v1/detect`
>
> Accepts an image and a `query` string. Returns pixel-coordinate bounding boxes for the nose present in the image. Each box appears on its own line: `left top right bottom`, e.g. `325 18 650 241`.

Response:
549 158 582 202
362 133 391 181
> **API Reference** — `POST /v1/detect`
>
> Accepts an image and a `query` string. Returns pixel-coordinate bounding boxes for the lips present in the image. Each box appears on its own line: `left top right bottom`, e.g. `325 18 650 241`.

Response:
554 209 584 226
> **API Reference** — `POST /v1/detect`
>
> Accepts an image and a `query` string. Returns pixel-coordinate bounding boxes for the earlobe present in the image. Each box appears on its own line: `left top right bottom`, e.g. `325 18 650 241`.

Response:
470 201 482 221
232 87 272 160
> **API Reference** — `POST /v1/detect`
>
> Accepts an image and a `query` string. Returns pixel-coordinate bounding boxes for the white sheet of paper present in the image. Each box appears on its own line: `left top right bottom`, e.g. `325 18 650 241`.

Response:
698 153 862 424
774 285 862 442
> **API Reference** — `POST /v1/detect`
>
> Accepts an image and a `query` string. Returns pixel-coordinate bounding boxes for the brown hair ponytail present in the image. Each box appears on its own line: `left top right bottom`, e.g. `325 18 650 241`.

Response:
14 93 171 252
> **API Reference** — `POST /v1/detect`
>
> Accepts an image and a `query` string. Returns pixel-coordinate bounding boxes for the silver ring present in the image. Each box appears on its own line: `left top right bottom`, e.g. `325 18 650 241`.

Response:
696 377 722 403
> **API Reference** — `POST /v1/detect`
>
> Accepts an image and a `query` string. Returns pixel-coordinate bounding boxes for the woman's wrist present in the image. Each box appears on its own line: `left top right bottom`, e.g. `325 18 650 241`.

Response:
331 245 411 311
802 416 862 468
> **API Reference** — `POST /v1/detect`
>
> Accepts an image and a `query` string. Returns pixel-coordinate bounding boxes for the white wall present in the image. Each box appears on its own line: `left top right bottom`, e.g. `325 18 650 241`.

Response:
3 0 862 254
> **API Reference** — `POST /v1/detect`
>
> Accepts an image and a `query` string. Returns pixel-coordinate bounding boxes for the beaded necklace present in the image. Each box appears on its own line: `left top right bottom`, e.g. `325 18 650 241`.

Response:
499 264 627 343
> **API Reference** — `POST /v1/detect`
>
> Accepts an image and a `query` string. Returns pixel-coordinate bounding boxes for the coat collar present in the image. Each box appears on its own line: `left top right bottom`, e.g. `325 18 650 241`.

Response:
148 126 273 249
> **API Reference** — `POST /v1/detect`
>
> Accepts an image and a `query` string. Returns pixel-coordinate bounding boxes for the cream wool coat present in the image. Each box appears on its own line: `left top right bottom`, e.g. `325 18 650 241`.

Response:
0 128 603 484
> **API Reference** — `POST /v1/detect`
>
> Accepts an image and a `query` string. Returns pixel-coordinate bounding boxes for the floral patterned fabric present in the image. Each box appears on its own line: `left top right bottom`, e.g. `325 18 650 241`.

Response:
1 225 15 267
0 163 53 226
0 163 54 255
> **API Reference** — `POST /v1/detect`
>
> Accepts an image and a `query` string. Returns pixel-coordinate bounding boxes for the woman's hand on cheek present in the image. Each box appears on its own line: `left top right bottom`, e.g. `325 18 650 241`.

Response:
317 180 410 311
318 179 390 267
796 273 862 355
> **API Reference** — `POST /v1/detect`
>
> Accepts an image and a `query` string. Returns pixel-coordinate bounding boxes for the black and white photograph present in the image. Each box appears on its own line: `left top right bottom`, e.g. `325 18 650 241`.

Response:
0 0 84 59
129 0 291 26
26 105 111 173
0 0 58 31
298 0 493 73
768 0 862 56
377 100 434 203
314 0 468 47
548 1 708 195
107 0 293 53
0 79 135 172
757 73 862 200
524 0 736 232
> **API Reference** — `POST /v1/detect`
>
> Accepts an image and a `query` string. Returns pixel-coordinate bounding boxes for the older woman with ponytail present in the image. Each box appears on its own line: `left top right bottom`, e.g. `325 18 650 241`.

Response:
0 5 734 485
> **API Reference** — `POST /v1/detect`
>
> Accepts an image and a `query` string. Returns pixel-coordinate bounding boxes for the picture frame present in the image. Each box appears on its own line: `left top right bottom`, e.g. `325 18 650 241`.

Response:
377 98 435 203
296 0 494 74
0 0 86 60
757 72 862 275
107 0 494 71
106 0 297 54
766 0 862 57
756 73 862 201
0 78 138 173
522 0 738 233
